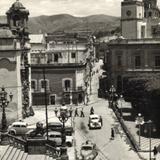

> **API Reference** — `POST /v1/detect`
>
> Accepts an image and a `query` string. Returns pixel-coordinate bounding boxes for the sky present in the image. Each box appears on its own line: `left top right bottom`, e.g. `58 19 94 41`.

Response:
0 0 160 17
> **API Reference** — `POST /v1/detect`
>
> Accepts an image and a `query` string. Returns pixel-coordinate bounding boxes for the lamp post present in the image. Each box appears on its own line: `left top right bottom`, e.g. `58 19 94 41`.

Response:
58 105 69 146
109 85 116 108
144 120 156 160
135 113 144 148
119 95 123 118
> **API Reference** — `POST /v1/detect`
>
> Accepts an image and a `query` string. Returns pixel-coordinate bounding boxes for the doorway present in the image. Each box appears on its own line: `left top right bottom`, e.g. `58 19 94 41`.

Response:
50 95 56 105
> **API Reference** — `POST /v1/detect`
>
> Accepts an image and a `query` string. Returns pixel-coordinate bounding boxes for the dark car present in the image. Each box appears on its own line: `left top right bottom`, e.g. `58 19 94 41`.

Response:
44 122 63 132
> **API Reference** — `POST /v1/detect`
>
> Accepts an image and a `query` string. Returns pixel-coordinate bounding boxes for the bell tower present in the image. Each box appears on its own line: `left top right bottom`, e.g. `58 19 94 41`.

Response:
5 0 32 118
121 0 146 39
6 0 29 37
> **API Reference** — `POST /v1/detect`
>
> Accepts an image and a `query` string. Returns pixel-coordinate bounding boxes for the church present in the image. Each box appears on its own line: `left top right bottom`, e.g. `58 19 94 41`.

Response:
105 0 160 126
0 0 31 122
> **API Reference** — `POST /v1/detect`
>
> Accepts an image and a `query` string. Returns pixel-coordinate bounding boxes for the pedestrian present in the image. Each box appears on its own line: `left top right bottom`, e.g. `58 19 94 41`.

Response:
74 108 79 117
54 107 58 117
111 128 115 140
69 107 73 117
153 146 158 159
90 107 94 115
100 116 103 126
80 108 85 117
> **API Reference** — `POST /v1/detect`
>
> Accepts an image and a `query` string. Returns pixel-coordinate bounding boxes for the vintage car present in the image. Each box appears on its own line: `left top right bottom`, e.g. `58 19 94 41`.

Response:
44 131 62 146
8 121 33 136
80 140 98 160
44 122 63 132
88 114 102 129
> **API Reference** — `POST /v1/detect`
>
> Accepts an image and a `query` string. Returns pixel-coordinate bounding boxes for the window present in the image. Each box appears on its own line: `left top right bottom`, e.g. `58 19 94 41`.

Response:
54 54 58 62
40 79 49 91
117 55 122 67
31 80 37 91
149 11 152 17
71 52 76 58
64 80 71 91
135 56 141 68
155 56 160 68
47 54 52 63
141 26 145 38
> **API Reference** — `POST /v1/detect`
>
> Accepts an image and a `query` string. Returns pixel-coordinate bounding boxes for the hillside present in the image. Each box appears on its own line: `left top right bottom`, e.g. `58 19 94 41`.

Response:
0 14 120 34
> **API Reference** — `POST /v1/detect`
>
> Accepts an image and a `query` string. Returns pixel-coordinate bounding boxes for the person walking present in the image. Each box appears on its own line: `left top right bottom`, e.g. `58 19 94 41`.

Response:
111 128 115 140
153 146 158 160
69 107 73 117
74 108 79 117
90 106 94 115
54 107 58 117
80 108 85 117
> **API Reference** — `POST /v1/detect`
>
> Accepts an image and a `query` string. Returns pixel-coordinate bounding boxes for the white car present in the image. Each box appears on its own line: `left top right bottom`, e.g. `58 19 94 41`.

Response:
8 121 32 135
44 131 62 146
80 141 98 160
88 114 102 129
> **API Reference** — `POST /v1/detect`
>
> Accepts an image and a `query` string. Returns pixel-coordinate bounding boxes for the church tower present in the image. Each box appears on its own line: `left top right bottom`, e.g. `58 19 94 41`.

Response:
0 0 32 120
121 0 146 39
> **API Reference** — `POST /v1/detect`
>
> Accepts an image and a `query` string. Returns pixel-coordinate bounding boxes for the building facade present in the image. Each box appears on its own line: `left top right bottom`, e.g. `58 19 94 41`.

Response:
30 33 95 105
0 0 31 120
121 0 160 39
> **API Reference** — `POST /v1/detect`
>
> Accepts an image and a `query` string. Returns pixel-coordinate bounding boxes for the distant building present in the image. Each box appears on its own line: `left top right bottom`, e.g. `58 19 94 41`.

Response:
121 0 160 39
30 32 95 105
106 0 160 92
0 0 31 119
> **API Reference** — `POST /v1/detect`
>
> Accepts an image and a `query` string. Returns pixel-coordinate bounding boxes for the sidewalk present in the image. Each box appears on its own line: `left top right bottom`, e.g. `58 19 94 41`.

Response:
116 99 160 160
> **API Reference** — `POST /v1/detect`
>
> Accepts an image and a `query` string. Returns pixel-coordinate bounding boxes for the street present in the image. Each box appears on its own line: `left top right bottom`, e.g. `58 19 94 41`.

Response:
74 98 140 160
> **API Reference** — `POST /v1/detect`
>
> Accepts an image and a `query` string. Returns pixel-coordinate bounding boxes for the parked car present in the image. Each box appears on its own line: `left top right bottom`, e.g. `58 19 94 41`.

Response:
44 131 62 146
88 114 102 129
44 122 62 132
8 121 33 136
80 140 98 160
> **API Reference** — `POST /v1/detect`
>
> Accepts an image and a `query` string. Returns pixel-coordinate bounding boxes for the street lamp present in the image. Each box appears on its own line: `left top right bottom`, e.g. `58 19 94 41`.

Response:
135 113 144 148
109 85 116 108
144 120 156 160
119 95 123 117
58 104 69 146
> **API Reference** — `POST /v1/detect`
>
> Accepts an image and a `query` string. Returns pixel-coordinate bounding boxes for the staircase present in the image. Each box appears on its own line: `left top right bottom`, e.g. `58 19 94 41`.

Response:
0 146 56 160
0 145 28 160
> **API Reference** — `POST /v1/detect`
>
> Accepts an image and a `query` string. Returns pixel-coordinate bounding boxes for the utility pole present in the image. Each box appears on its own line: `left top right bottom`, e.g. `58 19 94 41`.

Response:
43 68 49 141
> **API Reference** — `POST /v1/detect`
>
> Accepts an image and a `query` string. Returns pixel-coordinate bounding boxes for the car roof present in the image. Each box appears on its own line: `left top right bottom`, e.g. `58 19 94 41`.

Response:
89 114 99 118
48 122 62 126
48 131 62 135
12 121 27 125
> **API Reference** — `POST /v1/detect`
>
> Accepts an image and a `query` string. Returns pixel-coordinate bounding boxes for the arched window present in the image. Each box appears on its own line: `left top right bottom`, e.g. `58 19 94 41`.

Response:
54 54 58 62
31 79 37 91
62 78 72 91
39 79 49 92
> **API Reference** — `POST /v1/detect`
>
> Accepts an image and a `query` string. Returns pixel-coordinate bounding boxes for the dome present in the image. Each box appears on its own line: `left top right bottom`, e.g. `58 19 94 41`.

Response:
11 0 25 10
0 28 14 38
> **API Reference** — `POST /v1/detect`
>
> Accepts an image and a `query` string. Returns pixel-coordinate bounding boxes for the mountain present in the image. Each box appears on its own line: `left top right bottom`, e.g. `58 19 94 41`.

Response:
0 14 120 34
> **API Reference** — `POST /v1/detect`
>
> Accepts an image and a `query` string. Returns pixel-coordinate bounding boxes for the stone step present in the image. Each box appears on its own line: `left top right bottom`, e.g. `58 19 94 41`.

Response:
12 149 21 160
21 152 28 160
16 150 25 160
0 145 10 160
7 147 17 160
1 146 14 160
